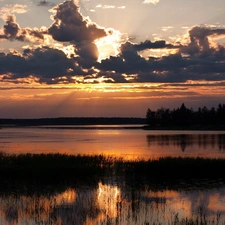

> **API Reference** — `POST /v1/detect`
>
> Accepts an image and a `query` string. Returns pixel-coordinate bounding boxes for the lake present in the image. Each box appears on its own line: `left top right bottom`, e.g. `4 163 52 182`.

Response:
1 126 225 159
1 126 225 224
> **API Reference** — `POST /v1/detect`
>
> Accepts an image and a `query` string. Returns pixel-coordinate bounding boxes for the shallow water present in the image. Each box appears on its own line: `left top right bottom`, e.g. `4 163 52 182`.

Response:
1 182 225 225
1 126 225 159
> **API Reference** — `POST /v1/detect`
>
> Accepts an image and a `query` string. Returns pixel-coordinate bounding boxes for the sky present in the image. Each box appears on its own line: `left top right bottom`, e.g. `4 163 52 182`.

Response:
0 0 225 118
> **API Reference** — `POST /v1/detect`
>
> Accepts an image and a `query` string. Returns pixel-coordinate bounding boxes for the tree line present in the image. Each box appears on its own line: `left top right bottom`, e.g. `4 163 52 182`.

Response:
0 117 146 126
146 103 225 127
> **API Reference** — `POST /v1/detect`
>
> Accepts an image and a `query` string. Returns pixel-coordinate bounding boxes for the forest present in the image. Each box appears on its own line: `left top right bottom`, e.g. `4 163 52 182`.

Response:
146 103 225 128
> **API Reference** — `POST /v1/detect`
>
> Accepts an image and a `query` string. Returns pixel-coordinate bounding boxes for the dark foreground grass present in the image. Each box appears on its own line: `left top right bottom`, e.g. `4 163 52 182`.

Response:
1 152 225 186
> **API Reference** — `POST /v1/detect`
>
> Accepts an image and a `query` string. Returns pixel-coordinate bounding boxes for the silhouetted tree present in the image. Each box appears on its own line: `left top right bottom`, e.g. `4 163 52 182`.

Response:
146 103 225 128
146 108 157 126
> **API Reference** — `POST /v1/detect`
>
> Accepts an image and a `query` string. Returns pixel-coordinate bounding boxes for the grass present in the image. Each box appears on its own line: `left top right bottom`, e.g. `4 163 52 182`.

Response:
1 152 225 187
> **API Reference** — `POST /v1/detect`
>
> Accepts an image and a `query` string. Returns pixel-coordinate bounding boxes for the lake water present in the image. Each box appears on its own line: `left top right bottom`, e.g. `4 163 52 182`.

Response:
1 126 225 159
1 126 225 224
1 182 225 225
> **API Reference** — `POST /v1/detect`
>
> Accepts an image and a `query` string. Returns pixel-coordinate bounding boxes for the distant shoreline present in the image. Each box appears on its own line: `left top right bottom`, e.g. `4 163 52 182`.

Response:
1 117 225 130
2 125 225 131
142 125 225 131
0 117 146 127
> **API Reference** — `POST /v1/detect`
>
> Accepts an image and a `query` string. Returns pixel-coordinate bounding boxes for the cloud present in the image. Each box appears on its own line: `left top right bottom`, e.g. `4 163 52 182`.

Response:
1 1 225 86
0 0 108 48
0 0 111 83
0 46 88 84
133 40 180 51
162 26 173 32
0 15 46 42
96 27 225 83
180 26 225 55
75 41 99 68
143 0 160 4
0 4 28 19
118 6 125 9
48 0 107 42
96 5 116 9
3 15 20 39
47 0 112 69
37 1 53 6
96 40 181 75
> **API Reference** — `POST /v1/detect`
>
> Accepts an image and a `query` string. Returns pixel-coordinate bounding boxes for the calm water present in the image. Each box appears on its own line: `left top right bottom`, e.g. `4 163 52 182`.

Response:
1 126 225 159
1 126 225 224
1 182 225 225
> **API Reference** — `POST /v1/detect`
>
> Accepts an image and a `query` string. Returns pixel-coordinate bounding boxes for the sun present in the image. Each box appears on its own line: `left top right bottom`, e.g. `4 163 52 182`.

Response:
95 28 127 61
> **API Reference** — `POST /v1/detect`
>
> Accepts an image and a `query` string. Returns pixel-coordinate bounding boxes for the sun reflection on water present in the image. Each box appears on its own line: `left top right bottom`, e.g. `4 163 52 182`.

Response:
1 185 225 224
55 189 77 205
97 182 122 219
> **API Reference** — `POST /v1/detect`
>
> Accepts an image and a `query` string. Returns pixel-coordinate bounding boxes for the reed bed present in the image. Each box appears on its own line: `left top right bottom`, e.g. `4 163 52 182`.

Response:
0 152 225 186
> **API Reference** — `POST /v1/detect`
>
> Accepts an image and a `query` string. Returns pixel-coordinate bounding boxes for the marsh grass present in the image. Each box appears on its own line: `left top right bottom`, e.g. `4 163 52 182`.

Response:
0 152 225 187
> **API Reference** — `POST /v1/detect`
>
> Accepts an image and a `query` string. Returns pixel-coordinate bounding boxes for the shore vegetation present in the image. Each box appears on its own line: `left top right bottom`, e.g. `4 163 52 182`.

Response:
1 152 225 188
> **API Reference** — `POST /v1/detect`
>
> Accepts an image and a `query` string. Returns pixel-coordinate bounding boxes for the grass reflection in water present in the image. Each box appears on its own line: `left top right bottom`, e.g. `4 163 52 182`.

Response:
0 153 225 224
0 183 225 225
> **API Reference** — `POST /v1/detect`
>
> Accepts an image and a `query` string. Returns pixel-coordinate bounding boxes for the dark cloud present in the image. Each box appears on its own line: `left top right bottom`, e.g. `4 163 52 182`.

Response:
181 26 225 55
96 41 153 74
37 1 53 6
47 0 108 68
133 40 180 51
0 0 106 52
0 15 45 42
2 15 20 39
97 40 182 75
96 26 225 83
75 41 99 69
48 0 107 42
0 47 89 84
16 28 45 42
97 48 225 83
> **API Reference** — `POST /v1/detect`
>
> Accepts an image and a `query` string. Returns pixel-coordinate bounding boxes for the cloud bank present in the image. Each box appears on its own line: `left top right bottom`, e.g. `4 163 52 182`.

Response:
0 0 225 85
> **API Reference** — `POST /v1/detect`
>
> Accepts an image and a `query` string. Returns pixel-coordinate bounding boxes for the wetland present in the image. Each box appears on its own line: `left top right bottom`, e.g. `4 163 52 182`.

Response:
1 126 225 224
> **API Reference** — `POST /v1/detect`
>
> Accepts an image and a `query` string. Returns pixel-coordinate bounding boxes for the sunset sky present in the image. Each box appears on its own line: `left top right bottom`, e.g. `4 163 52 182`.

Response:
0 0 225 118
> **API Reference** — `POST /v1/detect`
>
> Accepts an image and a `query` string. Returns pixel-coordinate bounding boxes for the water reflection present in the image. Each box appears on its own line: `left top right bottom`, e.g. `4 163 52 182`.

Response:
2 127 225 159
1 183 225 225
147 134 225 153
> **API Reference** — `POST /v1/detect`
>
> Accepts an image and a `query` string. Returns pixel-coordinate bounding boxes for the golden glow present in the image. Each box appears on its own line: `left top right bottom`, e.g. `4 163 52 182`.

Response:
83 76 115 84
140 48 178 58
55 189 77 205
122 73 138 81
60 45 76 58
208 193 225 212
1 80 225 119
153 70 168 75
95 29 124 61
2 80 225 100
97 182 121 218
